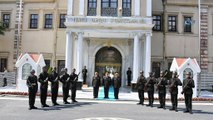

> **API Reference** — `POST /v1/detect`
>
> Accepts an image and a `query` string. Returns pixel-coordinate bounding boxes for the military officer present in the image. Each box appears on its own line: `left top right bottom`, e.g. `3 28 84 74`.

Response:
60 68 70 104
70 68 79 103
182 72 195 114
38 66 50 108
49 67 60 106
92 72 101 99
169 72 182 112
156 71 167 109
136 71 147 105
26 69 38 110
82 66 88 84
145 72 156 107
103 72 111 99
112 72 121 99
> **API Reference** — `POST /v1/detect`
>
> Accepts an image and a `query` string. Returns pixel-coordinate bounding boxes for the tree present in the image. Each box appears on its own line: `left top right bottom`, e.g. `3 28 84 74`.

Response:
0 22 6 35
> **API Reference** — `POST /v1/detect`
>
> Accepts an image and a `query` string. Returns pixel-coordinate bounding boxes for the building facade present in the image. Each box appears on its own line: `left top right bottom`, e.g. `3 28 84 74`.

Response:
0 0 213 86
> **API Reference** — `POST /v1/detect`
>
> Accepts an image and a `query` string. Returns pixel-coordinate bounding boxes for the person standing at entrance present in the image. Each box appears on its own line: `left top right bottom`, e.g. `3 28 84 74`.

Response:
26 69 38 110
38 66 49 107
59 68 70 104
82 66 88 84
156 71 167 109
112 72 121 99
169 72 182 112
182 72 194 114
3 67 8 87
136 71 146 105
49 67 60 106
126 67 132 86
103 72 111 99
145 72 156 107
92 72 101 99
70 68 79 103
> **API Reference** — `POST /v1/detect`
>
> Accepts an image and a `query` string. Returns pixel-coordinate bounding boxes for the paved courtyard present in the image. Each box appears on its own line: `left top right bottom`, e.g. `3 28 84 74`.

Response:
0 96 212 120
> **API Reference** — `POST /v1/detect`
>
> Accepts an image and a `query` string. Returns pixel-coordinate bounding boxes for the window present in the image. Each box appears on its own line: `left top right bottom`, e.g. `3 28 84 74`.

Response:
152 62 161 78
57 60 65 73
30 14 38 29
168 16 177 32
101 0 118 17
184 16 192 33
22 63 32 80
87 0 97 16
59 14 66 28
0 58 7 72
122 0 131 17
153 15 162 31
44 14 53 29
2 14 10 28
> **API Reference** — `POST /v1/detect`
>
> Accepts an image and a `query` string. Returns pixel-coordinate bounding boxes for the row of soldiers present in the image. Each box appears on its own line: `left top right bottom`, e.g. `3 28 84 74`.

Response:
26 66 79 110
136 71 195 114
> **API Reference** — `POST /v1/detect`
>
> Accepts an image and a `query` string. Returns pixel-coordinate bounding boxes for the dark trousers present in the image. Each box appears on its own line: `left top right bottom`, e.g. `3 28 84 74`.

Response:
171 93 178 110
40 87 47 106
62 87 69 102
148 91 154 106
29 88 37 108
159 92 166 107
3 78 7 87
93 87 99 98
184 93 192 111
114 88 119 99
83 75 87 84
71 88 76 101
51 87 58 104
127 76 131 86
138 90 144 104
104 87 109 98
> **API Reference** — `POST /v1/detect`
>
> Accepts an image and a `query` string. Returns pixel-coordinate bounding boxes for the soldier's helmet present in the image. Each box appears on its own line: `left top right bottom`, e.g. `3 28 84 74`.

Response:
186 72 191 75
173 71 177 75
30 69 35 74
140 71 144 74
160 71 164 74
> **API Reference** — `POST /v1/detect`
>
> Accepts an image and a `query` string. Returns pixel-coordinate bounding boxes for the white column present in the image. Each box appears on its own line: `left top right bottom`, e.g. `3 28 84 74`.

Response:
146 0 152 17
132 34 140 83
65 31 73 74
79 0 85 15
67 0 73 15
77 32 83 81
134 0 140 16
144 33 152 77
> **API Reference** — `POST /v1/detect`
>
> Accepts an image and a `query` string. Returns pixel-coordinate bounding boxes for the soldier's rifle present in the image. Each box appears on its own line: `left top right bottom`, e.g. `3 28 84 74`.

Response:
156 72 168 91
169 74 179 93
144 72 155 91
74 72 81 82
181 78 193 94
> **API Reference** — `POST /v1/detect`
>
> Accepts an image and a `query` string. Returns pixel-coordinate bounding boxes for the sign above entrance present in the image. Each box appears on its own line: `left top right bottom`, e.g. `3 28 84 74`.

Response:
66 16 152 25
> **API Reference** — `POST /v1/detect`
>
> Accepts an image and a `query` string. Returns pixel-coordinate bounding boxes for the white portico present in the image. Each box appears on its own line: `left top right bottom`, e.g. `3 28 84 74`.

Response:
65 0 153 87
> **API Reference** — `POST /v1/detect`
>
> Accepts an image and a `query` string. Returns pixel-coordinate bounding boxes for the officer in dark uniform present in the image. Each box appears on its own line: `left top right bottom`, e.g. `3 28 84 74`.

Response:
136 71 147 105
103 72 111 98
82 66 88 84
169 72 182 112
49 67 60 106
70 68 79 103
112 72 121 99
126 67 132 86
145 72 156 107
156 71 167 109
26 69 38 110
38 66 49 107
92 72 101 99
59 68 70 104
182 72 195 114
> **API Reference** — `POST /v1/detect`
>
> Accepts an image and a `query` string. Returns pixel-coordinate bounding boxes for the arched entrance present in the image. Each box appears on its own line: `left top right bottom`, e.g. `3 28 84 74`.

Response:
95 47 122 78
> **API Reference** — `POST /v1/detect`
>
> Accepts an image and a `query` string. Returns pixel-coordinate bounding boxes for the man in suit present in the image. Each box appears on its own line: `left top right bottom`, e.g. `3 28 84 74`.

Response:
82 66 88 84
60 68 70 104
126 67 132 86
92 72 101 99
103 72 111 98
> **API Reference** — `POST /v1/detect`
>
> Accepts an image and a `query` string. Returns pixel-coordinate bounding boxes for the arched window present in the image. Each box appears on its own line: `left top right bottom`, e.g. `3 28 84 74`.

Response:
101 0 118 16
87 0 97 16
183 68 193 79
22 63 32 80
122 0 131 17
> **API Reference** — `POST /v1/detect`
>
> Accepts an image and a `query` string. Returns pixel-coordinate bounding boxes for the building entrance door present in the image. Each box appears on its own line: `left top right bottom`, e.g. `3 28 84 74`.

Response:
95 47 122 78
